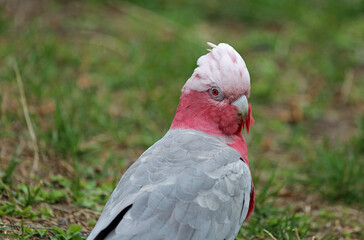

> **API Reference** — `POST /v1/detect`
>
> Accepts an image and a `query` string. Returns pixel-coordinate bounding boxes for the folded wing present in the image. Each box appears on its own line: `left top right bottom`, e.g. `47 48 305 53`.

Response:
87 129 251 240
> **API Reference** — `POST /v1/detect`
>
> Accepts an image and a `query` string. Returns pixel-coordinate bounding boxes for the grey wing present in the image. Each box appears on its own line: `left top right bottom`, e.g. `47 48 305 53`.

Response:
87 129 252 240
86 140 162 240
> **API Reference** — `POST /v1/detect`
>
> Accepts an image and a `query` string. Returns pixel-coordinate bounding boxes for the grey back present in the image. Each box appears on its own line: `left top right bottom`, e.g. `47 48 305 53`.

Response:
87 129 252 240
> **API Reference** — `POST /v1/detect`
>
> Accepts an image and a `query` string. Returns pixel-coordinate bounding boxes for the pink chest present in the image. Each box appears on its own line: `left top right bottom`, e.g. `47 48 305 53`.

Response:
228 133 255 220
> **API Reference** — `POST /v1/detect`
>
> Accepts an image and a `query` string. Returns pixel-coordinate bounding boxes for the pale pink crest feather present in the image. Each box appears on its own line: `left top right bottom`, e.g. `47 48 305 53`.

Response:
183 42 250 98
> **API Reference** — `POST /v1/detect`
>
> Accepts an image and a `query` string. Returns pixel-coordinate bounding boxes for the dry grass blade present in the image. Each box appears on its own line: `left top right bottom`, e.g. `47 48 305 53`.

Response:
263 229 278 240
293 228 301 240
341 69 354 102
13 61 40 172
1 90 8 123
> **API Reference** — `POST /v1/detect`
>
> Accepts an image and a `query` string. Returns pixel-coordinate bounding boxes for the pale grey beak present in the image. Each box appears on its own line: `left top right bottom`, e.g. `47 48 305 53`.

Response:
231 95 249 122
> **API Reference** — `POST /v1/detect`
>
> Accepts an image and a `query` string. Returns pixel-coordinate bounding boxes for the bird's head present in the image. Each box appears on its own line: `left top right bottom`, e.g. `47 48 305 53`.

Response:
171 42 254 136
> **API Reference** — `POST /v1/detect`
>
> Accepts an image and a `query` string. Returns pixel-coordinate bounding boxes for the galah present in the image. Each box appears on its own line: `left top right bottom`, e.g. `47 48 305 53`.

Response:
87 42 255 240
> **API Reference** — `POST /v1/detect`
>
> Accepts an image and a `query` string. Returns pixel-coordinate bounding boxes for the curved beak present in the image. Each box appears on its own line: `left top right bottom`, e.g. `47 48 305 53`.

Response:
231 95 249 122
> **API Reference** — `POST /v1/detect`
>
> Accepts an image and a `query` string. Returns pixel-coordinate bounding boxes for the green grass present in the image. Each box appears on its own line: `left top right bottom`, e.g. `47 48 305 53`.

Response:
0 222 86 240
304 121 364 205
0 0 363 239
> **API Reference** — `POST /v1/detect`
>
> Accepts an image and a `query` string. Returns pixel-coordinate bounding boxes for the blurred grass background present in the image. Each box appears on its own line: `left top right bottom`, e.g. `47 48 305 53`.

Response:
0 0 363 239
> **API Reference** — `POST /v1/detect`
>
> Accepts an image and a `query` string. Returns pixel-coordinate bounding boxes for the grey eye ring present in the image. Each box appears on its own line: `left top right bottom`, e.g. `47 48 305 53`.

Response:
209 86 225 101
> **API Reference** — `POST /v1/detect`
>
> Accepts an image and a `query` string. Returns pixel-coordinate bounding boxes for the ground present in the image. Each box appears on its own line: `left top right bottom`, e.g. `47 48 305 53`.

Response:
0 0 364 239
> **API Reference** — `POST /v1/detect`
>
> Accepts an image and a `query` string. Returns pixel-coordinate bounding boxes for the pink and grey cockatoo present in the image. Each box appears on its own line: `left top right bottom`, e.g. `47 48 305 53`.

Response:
87 42 255 240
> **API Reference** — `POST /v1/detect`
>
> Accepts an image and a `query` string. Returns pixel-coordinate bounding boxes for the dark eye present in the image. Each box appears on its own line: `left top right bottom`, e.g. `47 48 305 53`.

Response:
209 86 225 101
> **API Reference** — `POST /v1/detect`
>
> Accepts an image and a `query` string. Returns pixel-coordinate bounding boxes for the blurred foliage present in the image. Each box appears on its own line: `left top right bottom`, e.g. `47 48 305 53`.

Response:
0 0 363 239
305 122 364 205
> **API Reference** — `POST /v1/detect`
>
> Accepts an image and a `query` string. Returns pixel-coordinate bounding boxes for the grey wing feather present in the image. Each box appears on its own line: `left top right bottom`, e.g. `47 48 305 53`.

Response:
87 129 252 240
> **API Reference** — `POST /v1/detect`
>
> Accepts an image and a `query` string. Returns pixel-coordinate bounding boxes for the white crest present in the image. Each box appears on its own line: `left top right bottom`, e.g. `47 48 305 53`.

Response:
183 43 250 97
